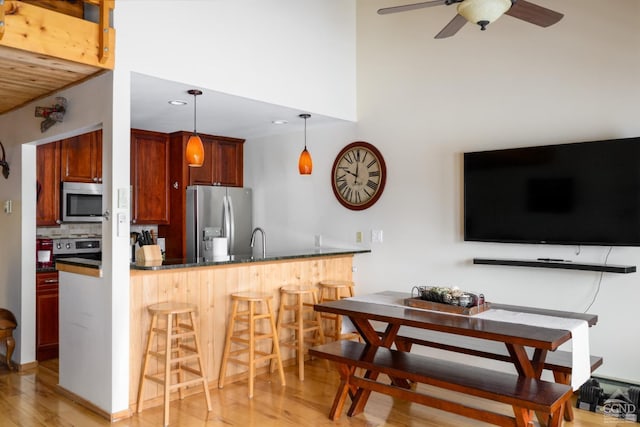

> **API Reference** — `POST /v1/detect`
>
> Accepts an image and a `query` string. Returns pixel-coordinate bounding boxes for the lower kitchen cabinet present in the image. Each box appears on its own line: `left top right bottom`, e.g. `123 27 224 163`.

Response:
36 271 59 361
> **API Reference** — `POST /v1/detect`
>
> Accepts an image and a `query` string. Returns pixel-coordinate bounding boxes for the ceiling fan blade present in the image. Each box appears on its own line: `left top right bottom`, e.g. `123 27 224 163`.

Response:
435 13 467 39
377 0 447 15
505 0 564 27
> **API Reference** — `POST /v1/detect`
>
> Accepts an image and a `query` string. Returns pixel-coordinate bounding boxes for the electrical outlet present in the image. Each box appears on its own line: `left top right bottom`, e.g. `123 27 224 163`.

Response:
314 234 322 247
371 229 383 243
356 231 362 243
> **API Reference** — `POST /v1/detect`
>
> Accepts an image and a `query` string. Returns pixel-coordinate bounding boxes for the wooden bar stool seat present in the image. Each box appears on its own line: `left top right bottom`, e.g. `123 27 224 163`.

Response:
218 292 285 398
319 280 358 342
0 309 17 370
136 302 211 427
276 285 326 381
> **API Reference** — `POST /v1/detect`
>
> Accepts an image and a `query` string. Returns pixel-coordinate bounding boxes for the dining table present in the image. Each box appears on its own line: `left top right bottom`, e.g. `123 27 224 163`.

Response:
312 290 598 424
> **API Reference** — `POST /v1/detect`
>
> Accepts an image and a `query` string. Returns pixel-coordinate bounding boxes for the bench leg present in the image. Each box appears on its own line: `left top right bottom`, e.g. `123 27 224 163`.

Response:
5 334 15 370
328 362 356 421
513 406 534 427
553 371 574 421
547 404 565 427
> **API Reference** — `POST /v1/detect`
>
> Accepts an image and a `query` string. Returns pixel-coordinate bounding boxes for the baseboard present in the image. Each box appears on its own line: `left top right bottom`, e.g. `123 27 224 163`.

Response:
0 350 38 371
55 384 132 422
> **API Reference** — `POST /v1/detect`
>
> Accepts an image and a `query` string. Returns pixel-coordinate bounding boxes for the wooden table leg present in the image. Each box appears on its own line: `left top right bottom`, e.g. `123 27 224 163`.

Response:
506 344 549 427
347 320 401 417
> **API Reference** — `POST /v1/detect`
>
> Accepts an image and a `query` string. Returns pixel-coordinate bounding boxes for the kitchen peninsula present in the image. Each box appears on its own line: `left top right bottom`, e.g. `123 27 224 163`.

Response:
130 247 369 409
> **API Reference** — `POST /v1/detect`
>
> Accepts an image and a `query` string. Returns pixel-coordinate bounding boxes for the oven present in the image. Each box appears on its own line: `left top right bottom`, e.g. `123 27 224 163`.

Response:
53 237 102 263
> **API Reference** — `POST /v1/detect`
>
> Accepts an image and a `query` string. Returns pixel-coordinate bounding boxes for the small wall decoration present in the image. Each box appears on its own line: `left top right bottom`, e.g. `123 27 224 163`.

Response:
0 141 9 179
35 97 67 132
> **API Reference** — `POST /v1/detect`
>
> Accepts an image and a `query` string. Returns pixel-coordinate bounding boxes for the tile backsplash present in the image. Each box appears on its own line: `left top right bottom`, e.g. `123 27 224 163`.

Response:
37 223 102 238
37 223 159 239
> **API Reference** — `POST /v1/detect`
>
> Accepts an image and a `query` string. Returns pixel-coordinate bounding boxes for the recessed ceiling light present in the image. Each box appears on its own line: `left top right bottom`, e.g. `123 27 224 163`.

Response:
272 120 288 125
168 100 188 106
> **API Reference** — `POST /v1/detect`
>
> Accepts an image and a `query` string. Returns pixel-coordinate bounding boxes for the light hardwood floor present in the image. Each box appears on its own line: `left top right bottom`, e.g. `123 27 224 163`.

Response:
0 360 626 426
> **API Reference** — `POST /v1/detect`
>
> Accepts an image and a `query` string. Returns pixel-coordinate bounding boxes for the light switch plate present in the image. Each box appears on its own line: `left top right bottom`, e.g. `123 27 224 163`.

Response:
371 229 383 243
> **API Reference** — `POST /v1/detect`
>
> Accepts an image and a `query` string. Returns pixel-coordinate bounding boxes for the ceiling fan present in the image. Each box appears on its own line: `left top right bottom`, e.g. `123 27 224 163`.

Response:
377 0 564 39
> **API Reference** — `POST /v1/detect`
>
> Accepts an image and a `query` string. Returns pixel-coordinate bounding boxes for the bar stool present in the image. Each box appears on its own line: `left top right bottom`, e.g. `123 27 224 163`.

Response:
319 280 358 342
136 302 211 427
218 292 285 398
275 285 325 380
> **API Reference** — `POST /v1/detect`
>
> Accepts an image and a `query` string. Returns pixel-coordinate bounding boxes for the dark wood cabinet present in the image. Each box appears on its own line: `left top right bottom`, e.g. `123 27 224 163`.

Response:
188 134 244 187
36 271 58 361
61 129 102 183
130 129 170 224
158 131 244 259
36 141 61 226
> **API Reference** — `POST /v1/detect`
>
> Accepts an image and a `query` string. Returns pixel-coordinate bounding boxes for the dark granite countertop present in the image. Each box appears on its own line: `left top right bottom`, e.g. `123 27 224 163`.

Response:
130 247 371 271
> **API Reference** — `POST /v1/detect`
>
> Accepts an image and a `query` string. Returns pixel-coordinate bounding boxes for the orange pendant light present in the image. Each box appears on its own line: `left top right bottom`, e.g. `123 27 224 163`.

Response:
298 113 312 175
186 89 204 167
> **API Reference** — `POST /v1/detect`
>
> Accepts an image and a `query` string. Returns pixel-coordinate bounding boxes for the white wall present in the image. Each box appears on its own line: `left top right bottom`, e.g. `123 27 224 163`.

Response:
115 0 356 121
245 0 640 383
0 74 113 367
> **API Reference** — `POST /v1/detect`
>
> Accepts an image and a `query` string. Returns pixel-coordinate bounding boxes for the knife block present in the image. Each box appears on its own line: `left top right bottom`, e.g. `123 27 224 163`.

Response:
135 245 163 266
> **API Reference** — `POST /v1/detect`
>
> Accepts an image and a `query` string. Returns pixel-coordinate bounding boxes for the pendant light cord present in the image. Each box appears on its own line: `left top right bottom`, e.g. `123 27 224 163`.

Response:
193 93 197 135
304 116 307 149
299 113 311 150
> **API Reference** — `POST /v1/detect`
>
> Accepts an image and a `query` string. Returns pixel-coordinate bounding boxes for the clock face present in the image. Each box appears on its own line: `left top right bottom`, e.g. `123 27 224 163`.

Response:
331 141 387 210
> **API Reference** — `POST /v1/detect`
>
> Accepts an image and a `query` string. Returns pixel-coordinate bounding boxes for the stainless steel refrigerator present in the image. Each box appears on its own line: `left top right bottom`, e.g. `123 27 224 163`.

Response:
186 186 252 261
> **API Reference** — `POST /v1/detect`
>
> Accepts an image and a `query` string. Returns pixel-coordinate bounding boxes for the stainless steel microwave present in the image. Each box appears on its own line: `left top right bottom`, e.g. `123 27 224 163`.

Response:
61 182 103 222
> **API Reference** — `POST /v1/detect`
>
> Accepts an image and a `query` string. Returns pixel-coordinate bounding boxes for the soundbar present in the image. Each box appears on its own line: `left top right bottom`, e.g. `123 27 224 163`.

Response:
473 258 636 274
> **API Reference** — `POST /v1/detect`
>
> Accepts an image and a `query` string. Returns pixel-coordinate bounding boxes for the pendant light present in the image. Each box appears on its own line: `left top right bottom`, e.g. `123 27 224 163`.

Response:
186 89 204 167
298 113 312 175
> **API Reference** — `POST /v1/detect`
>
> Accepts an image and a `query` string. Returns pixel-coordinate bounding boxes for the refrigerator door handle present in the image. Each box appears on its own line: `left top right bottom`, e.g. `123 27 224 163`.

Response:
227 194 235 254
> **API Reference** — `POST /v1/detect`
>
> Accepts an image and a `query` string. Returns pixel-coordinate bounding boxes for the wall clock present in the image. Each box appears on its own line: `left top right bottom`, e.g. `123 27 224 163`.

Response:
331 141 387 210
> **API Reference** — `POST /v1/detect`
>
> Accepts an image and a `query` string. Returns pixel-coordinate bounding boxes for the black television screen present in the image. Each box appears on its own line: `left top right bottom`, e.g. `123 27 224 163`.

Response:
464 137 640 246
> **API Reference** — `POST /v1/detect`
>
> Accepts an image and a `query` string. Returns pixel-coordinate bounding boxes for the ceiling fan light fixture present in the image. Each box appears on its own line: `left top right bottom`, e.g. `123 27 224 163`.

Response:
457 0 512 30
186 89 204 167
298 113 312 175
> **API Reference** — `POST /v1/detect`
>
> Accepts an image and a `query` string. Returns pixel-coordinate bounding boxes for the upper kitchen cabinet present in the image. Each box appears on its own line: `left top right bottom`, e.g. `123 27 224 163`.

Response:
61 130 102 183
168 131 244 188
130 129 170 224
36 141 61 226
188 133 245 187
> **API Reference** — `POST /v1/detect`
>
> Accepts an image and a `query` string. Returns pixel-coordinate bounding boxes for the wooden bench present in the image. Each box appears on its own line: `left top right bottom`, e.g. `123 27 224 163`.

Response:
0 309 17 370
372 324 603 421
310 340 573 426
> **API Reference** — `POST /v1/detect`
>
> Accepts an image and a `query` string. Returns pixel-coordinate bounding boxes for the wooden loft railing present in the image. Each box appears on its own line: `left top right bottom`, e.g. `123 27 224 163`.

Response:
0 0 115 68
0 0 115 114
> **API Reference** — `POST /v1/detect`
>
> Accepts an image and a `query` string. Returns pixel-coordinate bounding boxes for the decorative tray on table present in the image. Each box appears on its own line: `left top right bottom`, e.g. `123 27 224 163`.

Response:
405 286 490 316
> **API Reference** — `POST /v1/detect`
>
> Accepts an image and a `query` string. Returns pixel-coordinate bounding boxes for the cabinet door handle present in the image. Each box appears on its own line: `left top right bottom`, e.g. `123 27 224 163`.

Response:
43 279 58 284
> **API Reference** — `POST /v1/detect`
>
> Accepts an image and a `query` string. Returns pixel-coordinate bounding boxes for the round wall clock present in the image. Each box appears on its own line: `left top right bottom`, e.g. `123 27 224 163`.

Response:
331 141 387 210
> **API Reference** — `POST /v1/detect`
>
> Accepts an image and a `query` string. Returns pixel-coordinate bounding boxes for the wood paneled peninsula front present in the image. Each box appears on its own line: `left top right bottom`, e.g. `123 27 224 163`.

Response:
130 247 369 409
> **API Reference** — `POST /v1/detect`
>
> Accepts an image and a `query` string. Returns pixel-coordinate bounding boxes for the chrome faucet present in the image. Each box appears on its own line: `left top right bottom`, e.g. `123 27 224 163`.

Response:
250 227 266 258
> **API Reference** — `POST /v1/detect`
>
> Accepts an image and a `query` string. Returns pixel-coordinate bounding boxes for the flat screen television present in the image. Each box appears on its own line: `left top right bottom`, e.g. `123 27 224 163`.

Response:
464 137 640 246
